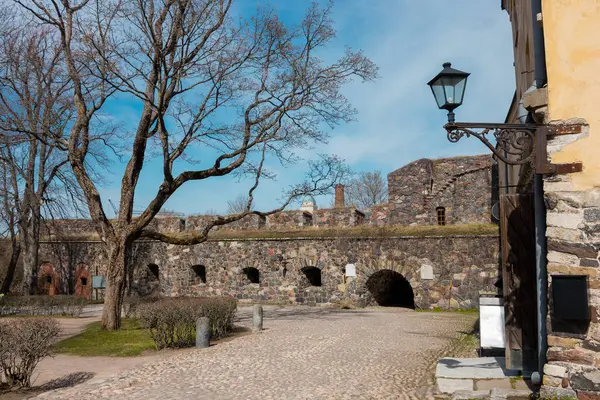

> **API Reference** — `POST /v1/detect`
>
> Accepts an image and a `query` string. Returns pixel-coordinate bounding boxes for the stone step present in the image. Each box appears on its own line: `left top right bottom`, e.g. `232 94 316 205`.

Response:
451 390 490 399
435 357 534 398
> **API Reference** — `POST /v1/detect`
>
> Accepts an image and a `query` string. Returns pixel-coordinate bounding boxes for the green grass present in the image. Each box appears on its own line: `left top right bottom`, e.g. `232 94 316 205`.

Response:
54 318 155 357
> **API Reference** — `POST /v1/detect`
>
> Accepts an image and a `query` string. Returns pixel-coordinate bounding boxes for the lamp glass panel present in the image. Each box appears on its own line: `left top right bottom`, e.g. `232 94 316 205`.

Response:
440 75 467 105
431 83 446 109
454 77 467 104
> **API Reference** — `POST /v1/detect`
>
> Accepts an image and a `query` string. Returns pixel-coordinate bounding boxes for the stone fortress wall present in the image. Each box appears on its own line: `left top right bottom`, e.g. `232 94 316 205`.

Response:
33 154 500 309
40 234 499 309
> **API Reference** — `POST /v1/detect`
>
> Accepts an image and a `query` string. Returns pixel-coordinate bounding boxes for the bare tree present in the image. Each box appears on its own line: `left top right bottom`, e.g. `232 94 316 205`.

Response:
0 27 93 294
15 0 377 329
227 194 253 214
0 157 21 294
345 170 387 209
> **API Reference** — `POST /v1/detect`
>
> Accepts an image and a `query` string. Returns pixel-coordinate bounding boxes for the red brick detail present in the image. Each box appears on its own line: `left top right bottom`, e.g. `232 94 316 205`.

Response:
334 184 345 209
37 263 60 295
74 263 91 300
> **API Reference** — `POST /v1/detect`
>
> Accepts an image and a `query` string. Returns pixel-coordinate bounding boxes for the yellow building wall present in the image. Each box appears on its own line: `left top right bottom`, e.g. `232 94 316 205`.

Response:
542 0 600 189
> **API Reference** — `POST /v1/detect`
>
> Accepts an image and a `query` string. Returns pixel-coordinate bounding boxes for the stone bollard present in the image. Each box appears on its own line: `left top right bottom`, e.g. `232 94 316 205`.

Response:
196 317 211 348
252 304 263 332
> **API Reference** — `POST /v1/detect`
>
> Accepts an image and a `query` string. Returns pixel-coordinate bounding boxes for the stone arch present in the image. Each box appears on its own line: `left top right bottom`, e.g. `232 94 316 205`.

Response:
365 270 415 308
242 267 260 284
74 263 91 299
191 265 207 284
299 257 325 287
37 262 60 296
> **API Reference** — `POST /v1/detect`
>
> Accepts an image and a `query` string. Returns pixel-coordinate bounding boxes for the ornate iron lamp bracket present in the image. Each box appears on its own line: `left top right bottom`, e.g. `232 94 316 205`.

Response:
444 122 583 174
444 122 537 165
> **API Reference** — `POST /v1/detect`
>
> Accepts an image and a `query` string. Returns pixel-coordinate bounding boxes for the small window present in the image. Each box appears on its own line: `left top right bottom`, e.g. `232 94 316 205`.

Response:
436 207 446 226
148 264 160 279
46 276 52 284
242 267 260 284
80 277 88 286
191 265 207 284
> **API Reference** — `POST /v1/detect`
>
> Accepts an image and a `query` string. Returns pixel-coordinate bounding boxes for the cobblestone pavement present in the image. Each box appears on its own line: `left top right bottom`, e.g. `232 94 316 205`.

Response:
37 306 476 400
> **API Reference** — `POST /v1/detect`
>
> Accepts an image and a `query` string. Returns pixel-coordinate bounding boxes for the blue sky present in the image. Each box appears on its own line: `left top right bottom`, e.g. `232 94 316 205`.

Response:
98 0 516 217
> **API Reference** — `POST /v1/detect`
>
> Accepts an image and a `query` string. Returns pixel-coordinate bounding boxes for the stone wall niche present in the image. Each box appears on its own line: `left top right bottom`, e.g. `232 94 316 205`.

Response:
191 265 207 284
242 267 260 284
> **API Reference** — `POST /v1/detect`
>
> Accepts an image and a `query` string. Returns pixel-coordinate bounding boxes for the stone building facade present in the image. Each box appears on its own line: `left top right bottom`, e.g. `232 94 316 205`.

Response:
500 1 600 398
385 154 496 226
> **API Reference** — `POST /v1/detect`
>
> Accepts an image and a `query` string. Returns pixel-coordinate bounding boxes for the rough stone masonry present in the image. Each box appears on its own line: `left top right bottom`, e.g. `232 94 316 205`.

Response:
28 154 500 309
540 121 600 399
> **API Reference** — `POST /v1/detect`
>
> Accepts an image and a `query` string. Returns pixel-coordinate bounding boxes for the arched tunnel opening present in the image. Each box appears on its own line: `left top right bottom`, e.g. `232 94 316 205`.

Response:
365 270 415 309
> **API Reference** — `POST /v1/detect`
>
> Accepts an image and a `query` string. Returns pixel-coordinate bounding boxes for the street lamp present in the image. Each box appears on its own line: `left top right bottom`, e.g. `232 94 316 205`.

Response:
427 62 470 123
427 62 582 173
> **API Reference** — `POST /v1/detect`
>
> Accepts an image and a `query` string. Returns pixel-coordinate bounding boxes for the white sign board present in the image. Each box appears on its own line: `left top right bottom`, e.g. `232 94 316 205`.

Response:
420 264 434 280
345 264 356 277
479 297 506 349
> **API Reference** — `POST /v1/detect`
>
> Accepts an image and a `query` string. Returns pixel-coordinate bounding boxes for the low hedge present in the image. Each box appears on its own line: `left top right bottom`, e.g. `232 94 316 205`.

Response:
0 295 86 317
123 295 161 318
0 318 61 387
136 297 237 349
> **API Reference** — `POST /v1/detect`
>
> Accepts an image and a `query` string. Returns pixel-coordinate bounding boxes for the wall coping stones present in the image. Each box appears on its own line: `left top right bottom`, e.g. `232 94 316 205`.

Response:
37 233 500 245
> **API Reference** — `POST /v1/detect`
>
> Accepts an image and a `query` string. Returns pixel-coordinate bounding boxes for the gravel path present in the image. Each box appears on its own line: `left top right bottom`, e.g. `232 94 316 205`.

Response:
37 306 476 400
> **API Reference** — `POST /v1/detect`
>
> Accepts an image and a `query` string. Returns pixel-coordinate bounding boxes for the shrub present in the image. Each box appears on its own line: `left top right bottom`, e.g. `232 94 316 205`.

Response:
0 295 85 317
0 318 61 387
122 295 161 318
137 297 237 349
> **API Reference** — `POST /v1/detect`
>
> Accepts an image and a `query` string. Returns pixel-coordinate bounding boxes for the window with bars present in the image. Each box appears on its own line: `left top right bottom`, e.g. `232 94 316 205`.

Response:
436 207 446 226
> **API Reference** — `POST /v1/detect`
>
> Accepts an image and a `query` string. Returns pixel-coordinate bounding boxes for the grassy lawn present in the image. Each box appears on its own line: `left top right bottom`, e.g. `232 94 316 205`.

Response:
54 318 155 357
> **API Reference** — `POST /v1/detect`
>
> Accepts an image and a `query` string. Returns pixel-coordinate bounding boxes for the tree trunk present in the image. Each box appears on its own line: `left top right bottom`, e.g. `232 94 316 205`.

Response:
101 238 130 330
1 240 21 294
21 233 40 295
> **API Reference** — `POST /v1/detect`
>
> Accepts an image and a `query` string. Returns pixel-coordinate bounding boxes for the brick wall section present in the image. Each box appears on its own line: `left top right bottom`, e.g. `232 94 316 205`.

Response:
37 234 499 309
387 155 494 226
334 184 345 208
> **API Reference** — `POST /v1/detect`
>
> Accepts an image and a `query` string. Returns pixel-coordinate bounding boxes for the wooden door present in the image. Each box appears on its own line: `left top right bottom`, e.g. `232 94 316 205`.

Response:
499 194 538 372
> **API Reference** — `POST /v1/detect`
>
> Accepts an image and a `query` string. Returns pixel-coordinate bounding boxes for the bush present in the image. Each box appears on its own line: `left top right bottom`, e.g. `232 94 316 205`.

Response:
0 318 61 387
122 295 161 318
0 295 86 317
137 297 237 349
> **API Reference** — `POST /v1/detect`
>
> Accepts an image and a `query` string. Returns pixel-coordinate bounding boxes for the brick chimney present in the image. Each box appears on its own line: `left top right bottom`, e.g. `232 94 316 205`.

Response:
334 184 345 209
